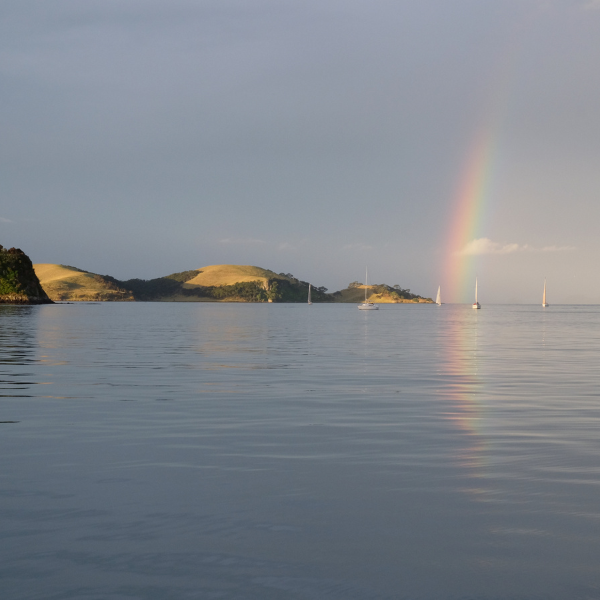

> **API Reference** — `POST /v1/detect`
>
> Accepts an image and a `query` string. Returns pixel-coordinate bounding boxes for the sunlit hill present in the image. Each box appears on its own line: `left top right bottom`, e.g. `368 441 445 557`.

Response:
33 264 433 304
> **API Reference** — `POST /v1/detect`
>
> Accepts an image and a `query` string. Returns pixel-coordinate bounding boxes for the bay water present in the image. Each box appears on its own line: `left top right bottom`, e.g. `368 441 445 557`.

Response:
2 302 600 599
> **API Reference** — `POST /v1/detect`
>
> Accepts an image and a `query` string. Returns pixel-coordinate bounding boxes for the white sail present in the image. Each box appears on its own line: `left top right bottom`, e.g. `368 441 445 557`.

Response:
542 279 548 307
472 277 481 309
308 283 312 305
436 286 441 305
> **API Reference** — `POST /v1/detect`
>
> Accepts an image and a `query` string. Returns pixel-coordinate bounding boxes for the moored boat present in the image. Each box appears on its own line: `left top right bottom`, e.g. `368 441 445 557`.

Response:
472 277 481 309
358 267 379 310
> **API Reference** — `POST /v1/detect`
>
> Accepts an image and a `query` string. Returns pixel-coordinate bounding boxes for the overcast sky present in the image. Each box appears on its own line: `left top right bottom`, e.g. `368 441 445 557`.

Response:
2 0 599 302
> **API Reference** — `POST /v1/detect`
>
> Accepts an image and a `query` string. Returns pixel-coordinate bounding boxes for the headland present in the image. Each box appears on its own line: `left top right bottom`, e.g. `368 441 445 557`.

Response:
33 263 433 304
0 246 53 304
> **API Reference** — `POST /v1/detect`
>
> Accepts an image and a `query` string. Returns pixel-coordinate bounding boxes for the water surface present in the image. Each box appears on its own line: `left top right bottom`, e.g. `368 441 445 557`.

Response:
2 302 600 599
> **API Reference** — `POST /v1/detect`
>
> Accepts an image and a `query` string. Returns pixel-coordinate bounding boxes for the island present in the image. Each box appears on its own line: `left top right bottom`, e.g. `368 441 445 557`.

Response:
33 263 433 304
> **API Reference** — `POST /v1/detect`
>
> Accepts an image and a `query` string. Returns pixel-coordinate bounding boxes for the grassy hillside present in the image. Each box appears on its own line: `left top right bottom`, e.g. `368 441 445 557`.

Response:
332 283 432 303
35 264 331 303
34 264 134 301
183 265 284 288
34 263 432 304
123 265 331 302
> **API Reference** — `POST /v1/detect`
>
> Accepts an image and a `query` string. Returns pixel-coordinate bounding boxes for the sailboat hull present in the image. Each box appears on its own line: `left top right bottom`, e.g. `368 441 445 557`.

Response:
358 303 379 310
472 303 481 309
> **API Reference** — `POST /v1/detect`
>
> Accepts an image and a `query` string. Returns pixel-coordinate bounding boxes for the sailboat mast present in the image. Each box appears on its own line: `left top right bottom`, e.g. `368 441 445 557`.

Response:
475 277 478 304
357 265 379 310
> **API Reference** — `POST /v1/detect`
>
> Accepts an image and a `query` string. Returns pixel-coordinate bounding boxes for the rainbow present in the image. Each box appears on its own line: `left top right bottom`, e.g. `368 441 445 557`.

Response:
443 128 497 303
442 27 528 303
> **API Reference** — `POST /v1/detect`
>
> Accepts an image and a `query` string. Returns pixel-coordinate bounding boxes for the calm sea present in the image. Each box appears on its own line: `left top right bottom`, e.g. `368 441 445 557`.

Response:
2 302 600 600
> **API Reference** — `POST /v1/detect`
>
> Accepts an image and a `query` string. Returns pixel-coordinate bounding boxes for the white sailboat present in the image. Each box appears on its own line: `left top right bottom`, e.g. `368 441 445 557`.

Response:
436 286 442 306
358 267 379 310
308 283 312 305
542 279 548 307
472 277 481 309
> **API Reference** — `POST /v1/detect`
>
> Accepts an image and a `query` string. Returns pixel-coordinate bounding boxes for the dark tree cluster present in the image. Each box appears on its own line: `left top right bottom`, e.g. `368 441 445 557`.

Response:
113 276 184 300
268 278 331 302
210 281 268 302
164 270 200 283
92 275 133 297
0 244 52 303
0 245 25 255
371 283 424 300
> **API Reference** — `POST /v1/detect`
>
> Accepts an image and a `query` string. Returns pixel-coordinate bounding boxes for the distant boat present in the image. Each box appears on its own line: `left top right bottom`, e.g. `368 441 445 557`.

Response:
358 267 379 310
436 286 442 306
308 283 312 305
542 278 548 308
472 277 481 309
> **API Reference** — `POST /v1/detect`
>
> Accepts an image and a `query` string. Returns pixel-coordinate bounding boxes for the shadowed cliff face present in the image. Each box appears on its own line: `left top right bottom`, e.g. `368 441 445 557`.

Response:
0 246 53 304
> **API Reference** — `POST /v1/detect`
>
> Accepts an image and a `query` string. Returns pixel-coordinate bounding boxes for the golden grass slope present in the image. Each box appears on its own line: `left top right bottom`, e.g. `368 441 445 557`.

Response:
334 285 432 303
33 263 431 303
33 264 133 301
183 265 292 289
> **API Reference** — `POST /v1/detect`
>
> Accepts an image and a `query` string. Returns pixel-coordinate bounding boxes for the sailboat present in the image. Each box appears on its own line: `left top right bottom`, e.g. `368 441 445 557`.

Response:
542 279 549 307
358 267 379 310
436 286 442 306
472 277 481 309
308 283 312 305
